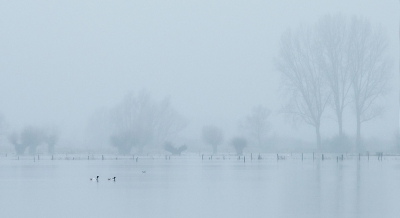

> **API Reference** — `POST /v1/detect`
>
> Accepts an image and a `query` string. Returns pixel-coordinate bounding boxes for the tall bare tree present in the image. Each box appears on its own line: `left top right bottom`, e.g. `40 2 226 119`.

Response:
316 15 353 136
276 27 330 149
347 17 391 149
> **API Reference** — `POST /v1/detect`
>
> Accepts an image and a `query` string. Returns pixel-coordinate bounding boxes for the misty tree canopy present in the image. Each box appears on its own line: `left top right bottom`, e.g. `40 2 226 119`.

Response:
202 125 223 154
231 137 247 156
163 141 187 155
8 126 59 155
96 90 187 154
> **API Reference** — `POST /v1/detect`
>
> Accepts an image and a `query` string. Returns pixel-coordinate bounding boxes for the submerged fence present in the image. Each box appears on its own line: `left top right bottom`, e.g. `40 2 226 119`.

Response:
0 152 399 162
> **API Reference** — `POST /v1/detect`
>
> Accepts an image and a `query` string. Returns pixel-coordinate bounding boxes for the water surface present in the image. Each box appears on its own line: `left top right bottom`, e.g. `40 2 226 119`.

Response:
0 154 399 218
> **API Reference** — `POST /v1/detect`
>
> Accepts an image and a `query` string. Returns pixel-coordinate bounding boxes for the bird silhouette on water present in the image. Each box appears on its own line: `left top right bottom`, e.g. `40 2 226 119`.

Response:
90 176 99 181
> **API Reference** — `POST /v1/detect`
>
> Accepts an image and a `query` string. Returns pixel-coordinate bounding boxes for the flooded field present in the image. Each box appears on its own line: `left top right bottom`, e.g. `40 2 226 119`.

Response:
0 153 399 218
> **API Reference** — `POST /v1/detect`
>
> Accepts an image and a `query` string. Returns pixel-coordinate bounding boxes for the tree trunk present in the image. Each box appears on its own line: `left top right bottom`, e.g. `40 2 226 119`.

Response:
315 125 321 150
356 113 361 151
337 111 343 136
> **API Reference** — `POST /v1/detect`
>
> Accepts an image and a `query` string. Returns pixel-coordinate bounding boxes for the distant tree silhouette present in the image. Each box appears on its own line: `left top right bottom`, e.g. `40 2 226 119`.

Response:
8 132 27 155
164 141 187 155
231 137 247 155
241 105 270 148
21 126 45 155
276 15 392 150
276 25 330 149
8 126 45 155
202 125 223 154
110 131 139 154
108 90 187 154
43 127 59 154
347 17 391 150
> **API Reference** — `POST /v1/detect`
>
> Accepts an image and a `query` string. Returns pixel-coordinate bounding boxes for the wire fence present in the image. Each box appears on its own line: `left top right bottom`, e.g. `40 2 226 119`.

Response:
0 152 399 162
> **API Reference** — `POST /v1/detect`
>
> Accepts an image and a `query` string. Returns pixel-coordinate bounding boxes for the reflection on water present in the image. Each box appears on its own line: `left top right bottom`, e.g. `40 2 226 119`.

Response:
0 154 399 218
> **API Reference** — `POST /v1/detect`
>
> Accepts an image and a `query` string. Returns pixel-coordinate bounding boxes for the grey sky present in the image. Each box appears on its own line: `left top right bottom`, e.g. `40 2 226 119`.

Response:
0 0 397 145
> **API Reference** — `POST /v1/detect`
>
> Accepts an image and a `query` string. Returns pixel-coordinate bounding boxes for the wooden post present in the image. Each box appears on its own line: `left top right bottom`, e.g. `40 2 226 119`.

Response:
244 156 245 163
102 155 104 160
210 155 212 160
136 157 138 162
88 156 89 160
337 156 338 162
202 154 203 160
341 154 343 160
322 154 324 161
38 155 39 160
277 154 278 160
52 155 53 160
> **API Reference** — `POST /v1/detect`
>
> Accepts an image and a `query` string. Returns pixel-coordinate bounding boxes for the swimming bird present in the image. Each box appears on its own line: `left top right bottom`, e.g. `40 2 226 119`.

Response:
142 170 146 173
90 176 99 181
108 177 116 181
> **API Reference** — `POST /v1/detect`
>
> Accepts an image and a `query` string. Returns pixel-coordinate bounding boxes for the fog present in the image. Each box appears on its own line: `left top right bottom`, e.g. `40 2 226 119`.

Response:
0 2 399 218
0 0 398 154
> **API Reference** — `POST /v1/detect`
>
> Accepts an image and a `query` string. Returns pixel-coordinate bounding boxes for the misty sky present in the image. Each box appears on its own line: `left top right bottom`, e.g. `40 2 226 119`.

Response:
0 0 398 146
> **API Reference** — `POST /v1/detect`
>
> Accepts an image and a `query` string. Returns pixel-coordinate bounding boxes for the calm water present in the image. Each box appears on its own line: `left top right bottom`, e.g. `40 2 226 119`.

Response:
0 154 399 218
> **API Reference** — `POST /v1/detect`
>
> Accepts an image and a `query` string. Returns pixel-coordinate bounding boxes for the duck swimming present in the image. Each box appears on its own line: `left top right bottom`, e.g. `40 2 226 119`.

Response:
90 176 99 181
108 177 116 181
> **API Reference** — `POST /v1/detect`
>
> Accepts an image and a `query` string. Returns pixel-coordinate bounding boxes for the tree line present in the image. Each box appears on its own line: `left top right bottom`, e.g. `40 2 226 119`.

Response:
276 15 392 150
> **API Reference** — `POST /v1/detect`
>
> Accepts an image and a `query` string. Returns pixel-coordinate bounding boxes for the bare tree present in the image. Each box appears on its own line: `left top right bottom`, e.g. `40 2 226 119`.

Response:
108 90 186 154
202 125 223 154
21 126 45 155
231 137 247 155
152 97 187 148
109 91 155 154
316 15 353 136
164 141 187 155
8 126 45 155
347 17 392 149
241 105 270 148
43 127 59 154
8 132 26 155
276 27 330 149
